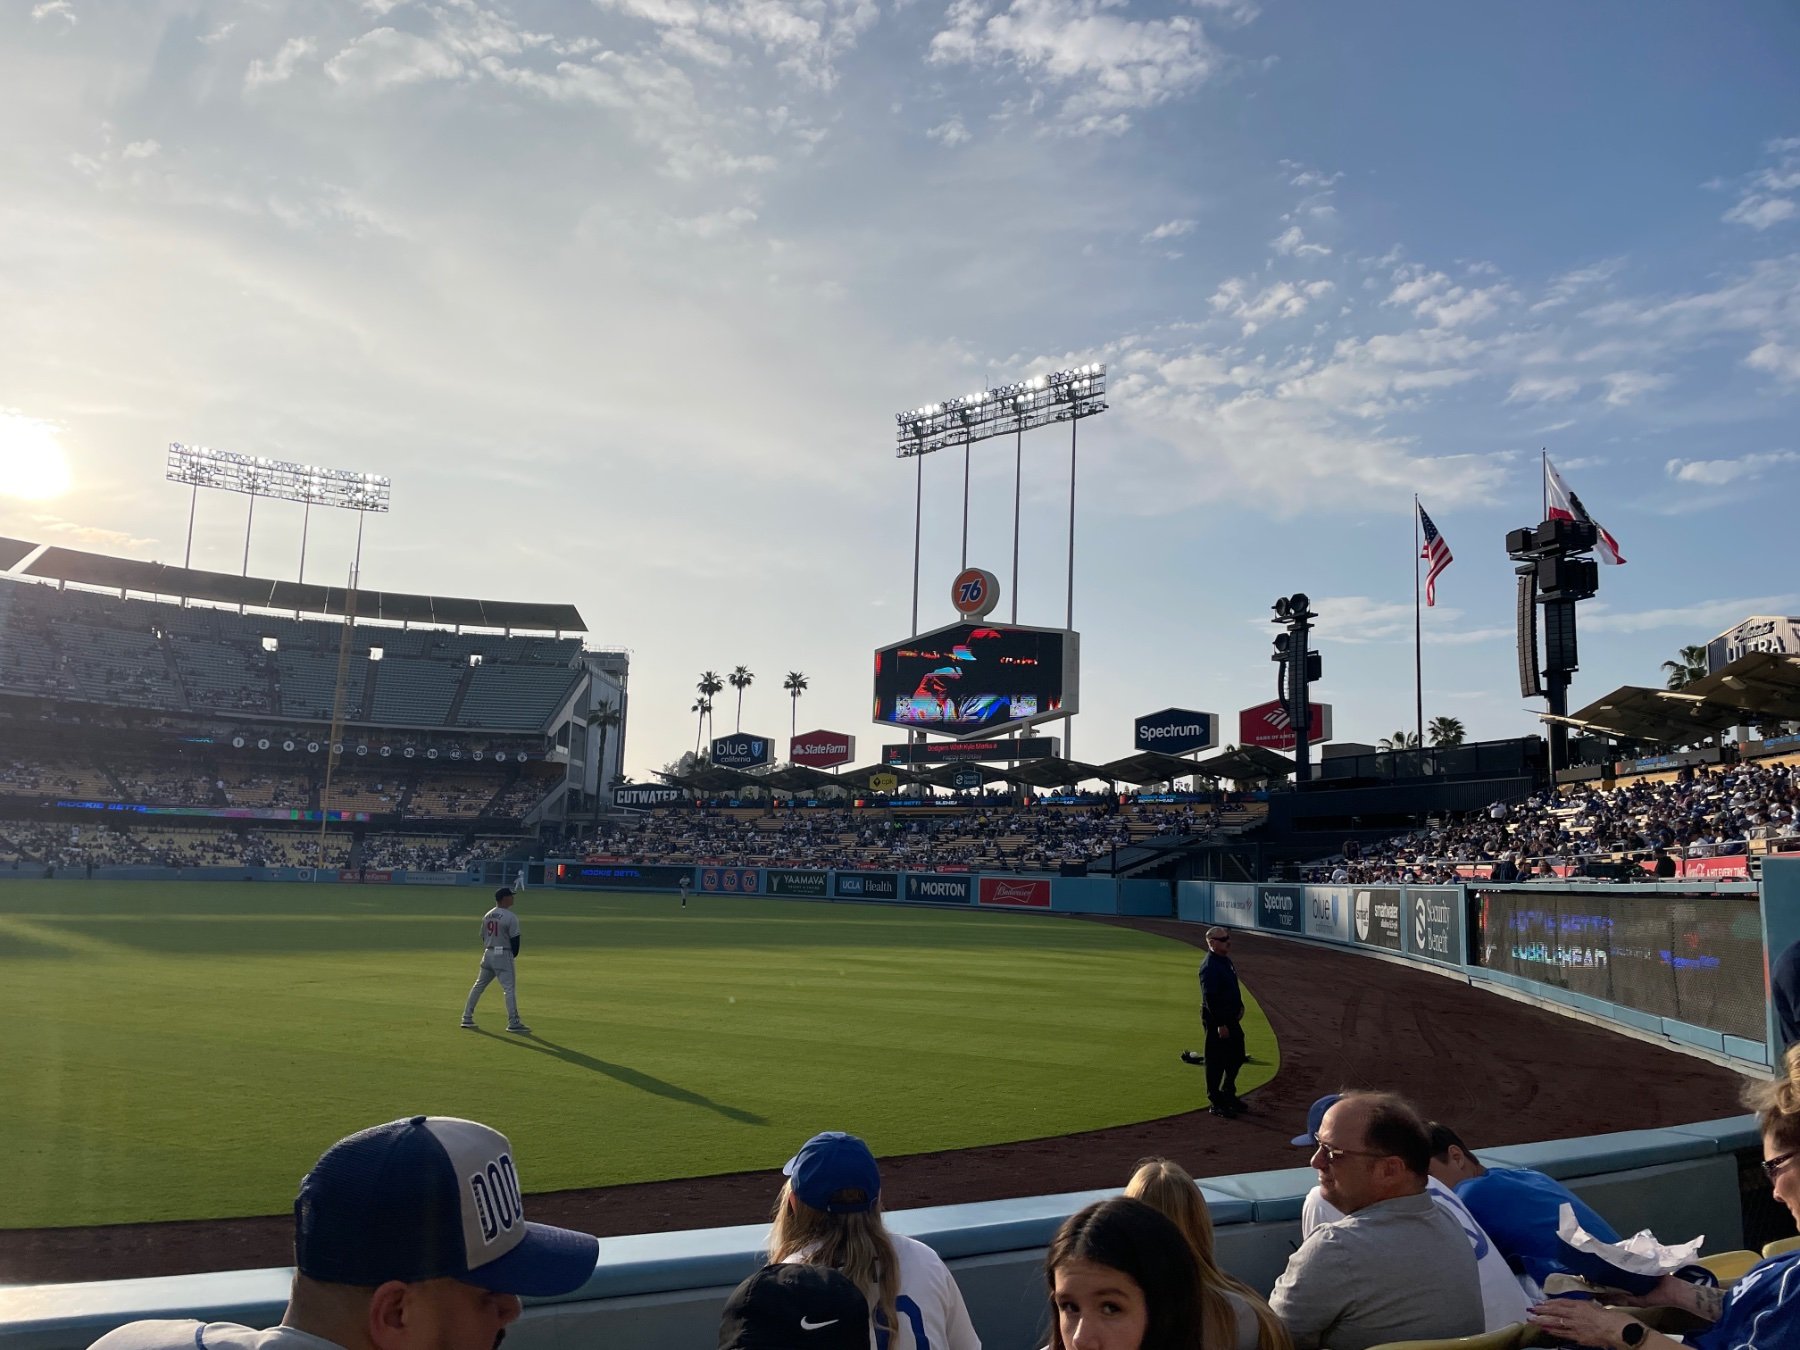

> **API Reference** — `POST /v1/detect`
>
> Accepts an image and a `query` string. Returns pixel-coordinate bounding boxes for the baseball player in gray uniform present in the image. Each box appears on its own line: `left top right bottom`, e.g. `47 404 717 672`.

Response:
462 886 530 1034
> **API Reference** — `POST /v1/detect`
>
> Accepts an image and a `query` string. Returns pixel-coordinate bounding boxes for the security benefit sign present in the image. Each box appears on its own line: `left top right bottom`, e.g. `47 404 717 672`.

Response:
834 871 899 901
1354 887 1404 951
1405 887 1462 967
979 876 1051 908
710 734 774 769
1303 886 1353 943
1133 708 1218 755
1257 884 1304 934
766 868 828 898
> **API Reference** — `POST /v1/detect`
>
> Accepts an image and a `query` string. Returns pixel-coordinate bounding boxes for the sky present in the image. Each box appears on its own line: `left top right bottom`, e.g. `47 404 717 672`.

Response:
1 0 1798 778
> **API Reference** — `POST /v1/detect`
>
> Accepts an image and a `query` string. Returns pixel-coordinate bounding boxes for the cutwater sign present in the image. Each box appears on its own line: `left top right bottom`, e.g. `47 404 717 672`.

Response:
1406 887 1461 966
711 733 774 769
611 784 685 808
1133 707 1218 755
1257 884 1303 933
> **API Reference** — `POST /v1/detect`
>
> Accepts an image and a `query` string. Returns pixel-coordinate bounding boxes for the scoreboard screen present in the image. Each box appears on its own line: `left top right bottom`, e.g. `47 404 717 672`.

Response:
872 622 1078 740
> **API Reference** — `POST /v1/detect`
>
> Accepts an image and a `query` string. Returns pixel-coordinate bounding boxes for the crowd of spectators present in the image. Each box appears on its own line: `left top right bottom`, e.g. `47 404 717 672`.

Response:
1309 758 1800 884
0 822 520 872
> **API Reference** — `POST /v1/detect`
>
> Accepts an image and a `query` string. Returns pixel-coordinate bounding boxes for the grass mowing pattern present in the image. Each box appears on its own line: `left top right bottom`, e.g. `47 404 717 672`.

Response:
0 883 1275 1229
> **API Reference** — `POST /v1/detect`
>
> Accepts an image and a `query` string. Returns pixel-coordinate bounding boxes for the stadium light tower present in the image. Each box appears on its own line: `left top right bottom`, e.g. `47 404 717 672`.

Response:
165 444 392 581
893 365 1109 638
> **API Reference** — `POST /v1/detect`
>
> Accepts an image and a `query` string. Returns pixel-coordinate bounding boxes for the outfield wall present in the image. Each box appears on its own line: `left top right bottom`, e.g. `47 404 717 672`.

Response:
0 1117 1763 1350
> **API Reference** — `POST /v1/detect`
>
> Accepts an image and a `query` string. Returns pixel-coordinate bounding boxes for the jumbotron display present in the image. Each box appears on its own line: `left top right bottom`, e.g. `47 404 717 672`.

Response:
872 621 1079 739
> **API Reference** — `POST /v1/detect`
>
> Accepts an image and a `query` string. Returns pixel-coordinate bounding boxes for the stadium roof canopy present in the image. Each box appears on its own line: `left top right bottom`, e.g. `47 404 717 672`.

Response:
19 545 586 633
1192 745 1296 782
834 764 930 789
1007 757 1115 788
759 765 850 793
1099 749 1213 785
0 537 37 571
915 762 1013 788
655 764 762 792
1555 654 1800 744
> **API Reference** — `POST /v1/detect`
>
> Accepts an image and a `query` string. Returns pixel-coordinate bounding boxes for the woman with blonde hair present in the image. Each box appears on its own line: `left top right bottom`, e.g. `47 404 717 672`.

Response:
1529 1045 1800 1349
1125 1158 1293 1350
768 1131 980 1350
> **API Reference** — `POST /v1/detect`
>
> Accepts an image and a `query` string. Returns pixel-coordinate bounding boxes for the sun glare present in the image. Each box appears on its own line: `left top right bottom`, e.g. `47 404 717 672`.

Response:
0 412 73 501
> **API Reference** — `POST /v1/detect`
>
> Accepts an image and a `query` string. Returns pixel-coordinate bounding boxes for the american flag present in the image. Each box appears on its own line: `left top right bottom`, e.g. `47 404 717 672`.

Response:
1419 502 1453 607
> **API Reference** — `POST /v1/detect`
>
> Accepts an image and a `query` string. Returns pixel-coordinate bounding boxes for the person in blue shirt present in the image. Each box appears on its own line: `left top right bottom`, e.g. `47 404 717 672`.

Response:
1528 1047 1800 1350
1426 1124 1675 1299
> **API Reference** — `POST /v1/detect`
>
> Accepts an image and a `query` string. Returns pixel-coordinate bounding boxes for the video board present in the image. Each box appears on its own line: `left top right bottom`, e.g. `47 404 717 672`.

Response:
872 622 1078 740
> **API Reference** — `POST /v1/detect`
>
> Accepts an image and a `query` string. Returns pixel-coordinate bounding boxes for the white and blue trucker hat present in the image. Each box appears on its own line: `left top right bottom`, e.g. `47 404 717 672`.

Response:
294 1116 598 1296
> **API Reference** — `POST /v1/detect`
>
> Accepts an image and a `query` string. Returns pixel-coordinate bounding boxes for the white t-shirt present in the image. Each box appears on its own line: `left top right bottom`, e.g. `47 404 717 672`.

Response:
481 906 520 952
1302 1178 1531 1333
787 1232 981 1350
90 1323 344 1350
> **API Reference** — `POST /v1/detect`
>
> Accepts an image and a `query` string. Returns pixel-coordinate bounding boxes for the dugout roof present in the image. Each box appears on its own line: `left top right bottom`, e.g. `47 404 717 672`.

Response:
1193 745 1297 783
1100 749 1216 785
1552 656 1800 744
1007 757 1114 787
20 545 587 632
0 537 38 571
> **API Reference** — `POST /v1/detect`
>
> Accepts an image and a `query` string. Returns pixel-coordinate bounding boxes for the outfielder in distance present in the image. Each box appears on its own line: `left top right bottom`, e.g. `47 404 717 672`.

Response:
462 886 531 1034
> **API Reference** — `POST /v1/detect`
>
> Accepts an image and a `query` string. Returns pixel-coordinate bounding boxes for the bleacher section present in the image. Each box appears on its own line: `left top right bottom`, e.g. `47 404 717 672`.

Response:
368 658 461 724
457 663 578 730
276 650 369 720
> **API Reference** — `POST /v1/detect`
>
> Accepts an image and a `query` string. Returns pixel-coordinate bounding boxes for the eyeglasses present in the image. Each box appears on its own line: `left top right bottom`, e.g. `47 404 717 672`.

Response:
1313 1140 1392 1166
1763 1149 1799 1181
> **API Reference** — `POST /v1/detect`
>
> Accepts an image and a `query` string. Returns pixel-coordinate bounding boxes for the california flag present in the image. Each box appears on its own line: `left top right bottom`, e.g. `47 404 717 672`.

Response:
1544 456 1626 565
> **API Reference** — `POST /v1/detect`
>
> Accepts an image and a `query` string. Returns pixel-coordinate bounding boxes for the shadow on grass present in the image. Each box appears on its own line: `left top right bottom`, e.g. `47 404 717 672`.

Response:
477 1030 766 1125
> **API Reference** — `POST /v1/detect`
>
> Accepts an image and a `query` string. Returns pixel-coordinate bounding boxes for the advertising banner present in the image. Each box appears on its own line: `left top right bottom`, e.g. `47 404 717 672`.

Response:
698 866 762 895
1257 884 1304 933
1354 886 1404 951
883 737 1060 764
1304 885 1353 943
790 731 855 769
1133 708 1218 755
905 873 973 905
710 734 775 769
834 871 900 901
1405 887 1462 967
612 784 686 808
872 621 1079 741
1212 882 1257 929
979 876 1051 908
556 862 691 889
1237 700 1334 752
337 869 394 884
766 868 828 897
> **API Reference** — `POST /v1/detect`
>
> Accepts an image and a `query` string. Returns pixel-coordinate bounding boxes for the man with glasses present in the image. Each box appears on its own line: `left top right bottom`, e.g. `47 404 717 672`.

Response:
1180 926 1248 1117
1270 1092 1483 1350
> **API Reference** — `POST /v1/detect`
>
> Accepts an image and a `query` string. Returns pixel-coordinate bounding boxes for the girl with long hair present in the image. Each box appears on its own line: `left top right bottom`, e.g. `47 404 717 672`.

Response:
1046 1196 1206 1350
767 1131 980 1350
1125 1159 1293 1350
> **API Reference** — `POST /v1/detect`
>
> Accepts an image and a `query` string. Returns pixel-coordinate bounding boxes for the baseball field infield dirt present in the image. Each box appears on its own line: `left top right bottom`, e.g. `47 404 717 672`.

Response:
0 920 1755 1284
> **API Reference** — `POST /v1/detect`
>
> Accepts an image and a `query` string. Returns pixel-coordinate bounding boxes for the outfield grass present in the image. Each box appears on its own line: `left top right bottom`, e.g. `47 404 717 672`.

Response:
0 883 1275 1229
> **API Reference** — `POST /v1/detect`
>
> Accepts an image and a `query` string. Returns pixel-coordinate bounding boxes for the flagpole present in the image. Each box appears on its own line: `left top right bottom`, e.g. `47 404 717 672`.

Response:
1541 447 1547 520
1413 495 1424 748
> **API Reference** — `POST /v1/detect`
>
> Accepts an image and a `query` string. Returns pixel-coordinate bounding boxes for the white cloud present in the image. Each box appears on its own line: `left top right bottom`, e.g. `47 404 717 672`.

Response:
928 116 971 146
1724 196 1797 230
1600 370 1667 405
30 0 76 24
1142 218 1195 243
668 205 758 238
120 139 160 160
1531 259 1623 312
1721 137 1799 230
1584 596 1800 635
1209 278 1333 333
1288 168 1342 190
1507 375 1582 404
1664 451 1800 486
1748 340 1800 382
928 0 1229 135
325 28 464 89
247 36 317 89
1271 225 1329 258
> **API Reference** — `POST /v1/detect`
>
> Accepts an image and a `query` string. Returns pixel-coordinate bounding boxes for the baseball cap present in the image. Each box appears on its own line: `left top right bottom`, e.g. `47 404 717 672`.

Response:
783 1132 881 1214
1291 1094 1343 1148
495 886 516 901
718 1263 870 1350
295 1116 598 1296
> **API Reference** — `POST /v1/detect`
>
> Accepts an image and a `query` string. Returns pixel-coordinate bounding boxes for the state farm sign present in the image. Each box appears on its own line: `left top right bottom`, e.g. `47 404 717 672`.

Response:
1238 700 1333 751
790 730 855 768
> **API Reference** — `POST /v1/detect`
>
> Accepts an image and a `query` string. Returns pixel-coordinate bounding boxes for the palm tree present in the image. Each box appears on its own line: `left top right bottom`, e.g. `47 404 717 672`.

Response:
584 700 621 816
782 670 809 741
691 696 712 758
728 666 754 732
1662 645 1709 691
1378 730 1421 751
697 670 724 742
1427 716 1466 747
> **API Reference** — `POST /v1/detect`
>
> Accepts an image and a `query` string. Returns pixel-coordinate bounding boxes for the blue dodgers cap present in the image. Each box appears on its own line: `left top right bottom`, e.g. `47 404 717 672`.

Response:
295 1116 598 1296
1291 1094 1343 1148
783 1132 881 1214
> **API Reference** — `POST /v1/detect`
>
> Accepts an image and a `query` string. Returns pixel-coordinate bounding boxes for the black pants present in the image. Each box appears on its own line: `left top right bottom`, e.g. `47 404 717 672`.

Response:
1205 1022 1246 1105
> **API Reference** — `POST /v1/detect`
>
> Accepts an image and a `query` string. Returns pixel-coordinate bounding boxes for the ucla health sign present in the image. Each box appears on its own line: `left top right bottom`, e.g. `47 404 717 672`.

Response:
1133 707 1218 755
711 733 774 769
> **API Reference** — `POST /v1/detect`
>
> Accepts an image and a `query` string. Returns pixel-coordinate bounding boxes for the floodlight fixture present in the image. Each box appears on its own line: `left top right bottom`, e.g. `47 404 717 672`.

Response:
893 364 1108 458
